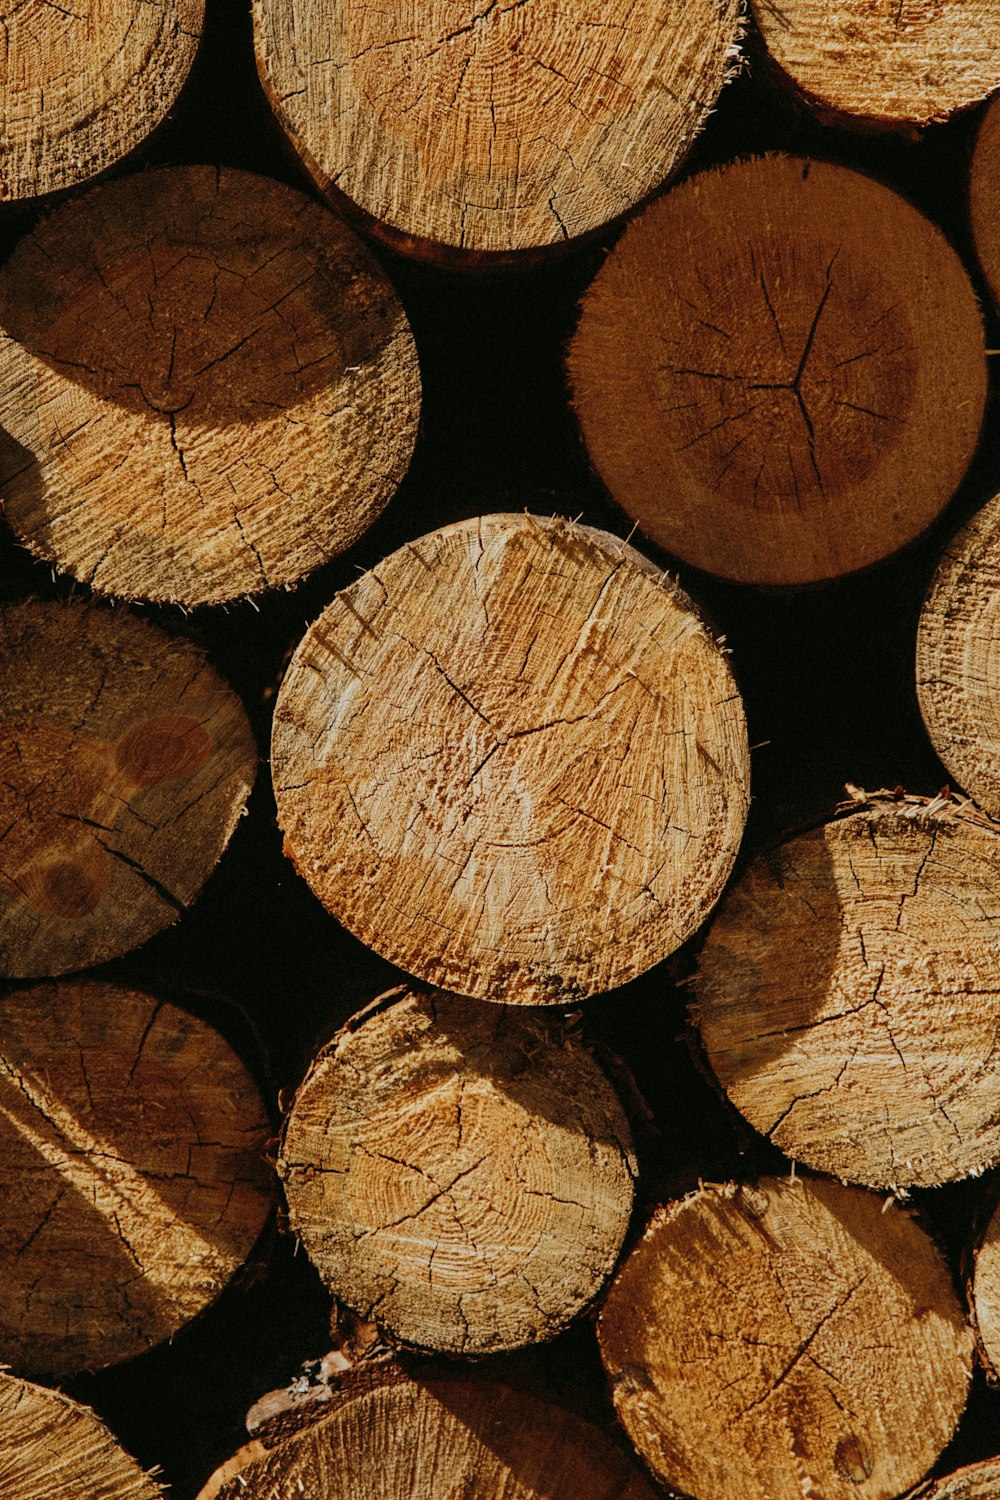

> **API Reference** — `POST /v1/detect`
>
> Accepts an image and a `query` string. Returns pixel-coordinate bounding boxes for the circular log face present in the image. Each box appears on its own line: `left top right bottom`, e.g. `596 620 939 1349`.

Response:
695 803 1000 1189
279 987 636 1354
567 155 986 586
251 0 742 255
599 1178 973 1500
971 95 1000 310
750 0 1000 129
973 1198 1000 1381
913 1458 1000 1498
0 166 420 606
0 1372 162 1499
0 0 203 201
272 514 749 1003
0 599 256 978
0 981 273 1380
917 489 1000 818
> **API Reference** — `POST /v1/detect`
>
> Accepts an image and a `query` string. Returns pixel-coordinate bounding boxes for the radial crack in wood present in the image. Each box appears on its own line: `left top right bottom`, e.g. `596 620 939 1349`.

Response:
972 1196 1000 1382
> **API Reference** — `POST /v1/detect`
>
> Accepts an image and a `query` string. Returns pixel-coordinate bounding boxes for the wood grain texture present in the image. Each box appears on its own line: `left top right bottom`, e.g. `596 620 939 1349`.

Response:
0 598 256 977
272 513 749 1003
909 1458 1000 1498
0 0 203 201
0 980 274 1380
0 1372 162 1499
972 1196 1000 1381
0 166 419 606
279 986 636 1354
971 93 1000 309
567 154 986 585
918 490 1000 818
695 798 1000 1189
251 0 743 255
750 0 1000 129
599 1177 973 1500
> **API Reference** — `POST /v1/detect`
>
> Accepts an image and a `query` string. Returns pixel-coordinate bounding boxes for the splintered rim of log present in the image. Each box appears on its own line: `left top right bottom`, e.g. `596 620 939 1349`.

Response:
0 166 420 607
971 94 1000 310
0 599 257 978
0 0 203 202
271 513 750 1004
917 488 1000 819
251 0 743 255
750 0 1000 129
0 979 274 1380
196 1370 660 1499
598 1177 973 1500
972 1195 1000 1382
909 1457 1000 1498
694 801 1000 1189
567 153 987 586
0 1371 163 1499
279 986 636 1355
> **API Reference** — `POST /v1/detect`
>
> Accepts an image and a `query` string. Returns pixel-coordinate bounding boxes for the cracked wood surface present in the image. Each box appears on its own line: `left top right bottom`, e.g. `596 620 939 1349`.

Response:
567 153 986 585
271 513 749 1003
751 0 1000 129
917 488 1000 820
599 1176 973 1500
279 985 636 1354
0 979 274 1381
251 0 742 256
909 1457 1000 1498
0 598 256 977
972 1196 1000 1381
695 802 1000 1189
971 94 1000 311
0 1371 162 1499
0 0 202 201
0 165 420 606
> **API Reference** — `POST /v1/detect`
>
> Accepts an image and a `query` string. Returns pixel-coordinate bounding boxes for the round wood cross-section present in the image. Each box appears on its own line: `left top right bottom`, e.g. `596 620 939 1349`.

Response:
972 1196 1000 1381
272 514 749 1003
694 801 1000 1189
279 987 636 1354
252 0 742 256
971 94 1000 309
0 0 203 202
917 491 1000 818
0 980 273 1380
567 155 986 586
0 599 256 978
911 1458 1000 1499
750 0 1000 130
0 1373 162 1499
0 166 420 606
598 1177 973 1500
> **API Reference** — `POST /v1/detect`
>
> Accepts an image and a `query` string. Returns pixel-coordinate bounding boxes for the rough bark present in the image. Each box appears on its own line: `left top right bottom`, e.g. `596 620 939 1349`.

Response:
694 794 1000 1189
251 0 743 257
0 598 257 978
970 93 1000 308
0 0 202 201
917 488 1000 818
279 986 636 1354
0 166 419 606
567 153 986 585
599 1176 973 1500
272 513 749 1003
972 1195 1000 1381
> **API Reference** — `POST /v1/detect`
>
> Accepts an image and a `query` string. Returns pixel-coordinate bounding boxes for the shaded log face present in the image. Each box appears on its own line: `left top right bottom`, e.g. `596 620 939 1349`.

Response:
0 599 256 977
272 513 749 1003
252 0 742 254
0 981 274 1380
568 154 986 585
973 1198 1000 1382
0 0 203 200
279 987 636 1354
599 1178 973 1500
971 95 1000 310
0 1372 162 1499
0 166 420 606
695 803 1000 1189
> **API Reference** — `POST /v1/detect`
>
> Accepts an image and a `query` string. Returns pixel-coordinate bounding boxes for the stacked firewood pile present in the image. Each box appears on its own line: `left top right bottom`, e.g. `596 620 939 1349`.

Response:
1 1 1000 1496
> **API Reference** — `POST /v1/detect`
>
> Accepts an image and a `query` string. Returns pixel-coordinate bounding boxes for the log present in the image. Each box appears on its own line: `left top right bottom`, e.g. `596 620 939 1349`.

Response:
970 93 1000 308
917 490 1000 819
0 165 420 607
749 0 1000 131
0 598 256 978
567 154 987 586
0 978 274 1380
972 1195 1000 1381
693 793 1000 1189
0 0 202 201
598 1176 973 1500
251 0 743 257
0 1371 162 1499
271 513 749 1003
909 1457 1000 1499
279 986 636 1354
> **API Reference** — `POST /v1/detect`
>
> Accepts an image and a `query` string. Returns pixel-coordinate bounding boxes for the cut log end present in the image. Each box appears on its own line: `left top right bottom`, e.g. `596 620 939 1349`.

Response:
972 1196 1000 1382
912 1457 1000 1498
0 1373 163 1500
971 93 1000 309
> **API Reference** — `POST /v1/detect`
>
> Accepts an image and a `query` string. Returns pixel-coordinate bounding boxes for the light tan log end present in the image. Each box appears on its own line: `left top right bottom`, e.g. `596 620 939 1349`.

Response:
909 1457 1000 1499
972 1196 1000 1381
